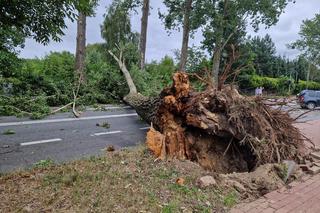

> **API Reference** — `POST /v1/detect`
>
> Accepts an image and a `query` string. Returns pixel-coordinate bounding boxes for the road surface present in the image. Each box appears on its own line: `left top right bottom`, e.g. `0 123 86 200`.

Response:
0 107 149 173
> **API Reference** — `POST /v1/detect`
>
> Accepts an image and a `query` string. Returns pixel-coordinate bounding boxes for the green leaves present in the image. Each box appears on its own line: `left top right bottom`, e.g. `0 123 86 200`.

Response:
101 0 139 51
74 0 99 16
291 14 320 65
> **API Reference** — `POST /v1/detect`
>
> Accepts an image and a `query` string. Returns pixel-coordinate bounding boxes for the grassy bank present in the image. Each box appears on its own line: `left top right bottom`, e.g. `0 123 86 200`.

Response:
0 146 237 212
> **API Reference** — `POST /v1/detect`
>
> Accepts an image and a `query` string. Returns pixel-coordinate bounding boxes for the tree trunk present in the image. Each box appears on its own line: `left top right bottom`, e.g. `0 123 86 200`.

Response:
212 45 222 85
139 0 150 70
75 11 86 80
179 0 192 72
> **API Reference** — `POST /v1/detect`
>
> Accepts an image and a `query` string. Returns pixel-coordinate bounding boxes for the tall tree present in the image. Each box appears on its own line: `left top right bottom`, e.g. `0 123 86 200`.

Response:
291 14 320 65
160 0 205 71
101 1 139 51
139 0 150 70
75 12 87 80
248 34 277 77
73 0 98 83
199 0 293 85
179 0 193 71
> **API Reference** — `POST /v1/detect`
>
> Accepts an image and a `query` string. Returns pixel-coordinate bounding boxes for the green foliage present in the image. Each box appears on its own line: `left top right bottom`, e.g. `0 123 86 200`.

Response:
74 0 99 16
134 56 177 96
160 0 205 33
0 50 21 78
0 0 79 52
238 74 320 94
34 159 55 169
83 45 129 103
295 80 320 92
291 13 320 64
223 191 238 207
0 95 50 119
178 46 210 73
248 34 277 76
201 0 292 54
101 0 139 52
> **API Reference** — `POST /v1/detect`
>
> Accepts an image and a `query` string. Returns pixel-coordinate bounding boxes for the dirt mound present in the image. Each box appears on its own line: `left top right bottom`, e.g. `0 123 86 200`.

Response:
219 164 286 199
146 72 305 173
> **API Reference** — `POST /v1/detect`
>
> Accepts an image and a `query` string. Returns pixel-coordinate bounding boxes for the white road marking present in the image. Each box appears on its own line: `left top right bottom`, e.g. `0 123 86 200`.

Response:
91 130 122 136
20 138 62 146
139 127 150 130
0 113 138 127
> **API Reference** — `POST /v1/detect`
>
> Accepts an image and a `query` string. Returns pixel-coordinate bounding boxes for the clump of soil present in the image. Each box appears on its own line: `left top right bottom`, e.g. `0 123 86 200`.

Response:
219 164 286 200
146 72 305 174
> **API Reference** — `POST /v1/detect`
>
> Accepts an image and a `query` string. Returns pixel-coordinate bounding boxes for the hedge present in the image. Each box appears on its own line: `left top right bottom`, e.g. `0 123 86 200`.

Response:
238 74 320 94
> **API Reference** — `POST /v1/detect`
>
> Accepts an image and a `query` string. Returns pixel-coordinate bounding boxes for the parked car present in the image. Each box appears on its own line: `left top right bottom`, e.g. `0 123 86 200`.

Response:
297 90 320 109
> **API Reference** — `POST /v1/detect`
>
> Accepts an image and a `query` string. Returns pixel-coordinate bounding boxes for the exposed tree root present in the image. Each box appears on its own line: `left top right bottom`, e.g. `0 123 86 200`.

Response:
127 72 305 173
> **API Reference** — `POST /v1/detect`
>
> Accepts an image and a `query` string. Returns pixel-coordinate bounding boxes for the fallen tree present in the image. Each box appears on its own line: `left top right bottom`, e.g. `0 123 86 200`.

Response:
109 49 305 174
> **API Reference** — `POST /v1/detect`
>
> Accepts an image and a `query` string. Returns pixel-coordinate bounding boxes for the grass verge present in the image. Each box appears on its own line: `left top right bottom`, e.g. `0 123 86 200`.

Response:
0 146 237 212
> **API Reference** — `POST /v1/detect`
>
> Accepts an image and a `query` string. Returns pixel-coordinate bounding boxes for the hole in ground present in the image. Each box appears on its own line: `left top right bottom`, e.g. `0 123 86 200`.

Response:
187 131 257 174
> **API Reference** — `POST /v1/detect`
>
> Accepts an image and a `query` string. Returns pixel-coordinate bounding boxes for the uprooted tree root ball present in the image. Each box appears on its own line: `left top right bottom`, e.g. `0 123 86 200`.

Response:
125 72 306 174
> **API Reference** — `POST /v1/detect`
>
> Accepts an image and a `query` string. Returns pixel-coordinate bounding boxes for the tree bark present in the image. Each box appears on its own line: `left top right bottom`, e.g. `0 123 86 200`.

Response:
75 11 86 80
212 45 222 85
108 50 137 94
179 0 192 72
139 0 150 70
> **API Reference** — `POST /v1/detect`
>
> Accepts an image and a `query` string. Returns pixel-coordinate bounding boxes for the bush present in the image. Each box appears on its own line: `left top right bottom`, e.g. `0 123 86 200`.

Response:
0 95 50 119
238 74 320 95
295 80 320 92
141 56 176 96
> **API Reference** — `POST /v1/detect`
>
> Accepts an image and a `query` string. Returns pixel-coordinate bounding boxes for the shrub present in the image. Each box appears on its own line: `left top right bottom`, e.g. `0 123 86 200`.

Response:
0 95 50 119
238 74 320 95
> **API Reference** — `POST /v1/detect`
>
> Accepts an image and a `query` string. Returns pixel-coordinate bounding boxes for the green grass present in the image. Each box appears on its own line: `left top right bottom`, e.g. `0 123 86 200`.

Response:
223 191 238 207
0 146 233 212
33 159 54 168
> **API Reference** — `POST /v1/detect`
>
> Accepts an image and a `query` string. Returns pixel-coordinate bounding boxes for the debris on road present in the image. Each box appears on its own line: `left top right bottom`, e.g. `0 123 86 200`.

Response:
2 129 15 135
96 121 110 129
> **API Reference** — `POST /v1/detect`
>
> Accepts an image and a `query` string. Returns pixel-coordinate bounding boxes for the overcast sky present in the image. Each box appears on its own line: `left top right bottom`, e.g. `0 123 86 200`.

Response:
19 0 320 61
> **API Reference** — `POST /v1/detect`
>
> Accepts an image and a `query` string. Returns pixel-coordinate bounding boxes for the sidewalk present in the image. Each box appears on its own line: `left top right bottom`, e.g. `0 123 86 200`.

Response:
231 120 320 213
231 174 320 213
295 120 320 150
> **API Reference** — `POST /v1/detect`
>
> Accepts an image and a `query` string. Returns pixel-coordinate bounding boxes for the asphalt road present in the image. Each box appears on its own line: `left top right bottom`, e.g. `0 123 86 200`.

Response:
0 107 149 173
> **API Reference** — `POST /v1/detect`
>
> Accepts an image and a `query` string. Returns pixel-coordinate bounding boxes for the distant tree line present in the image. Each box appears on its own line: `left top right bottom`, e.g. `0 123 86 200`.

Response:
0 0 320 117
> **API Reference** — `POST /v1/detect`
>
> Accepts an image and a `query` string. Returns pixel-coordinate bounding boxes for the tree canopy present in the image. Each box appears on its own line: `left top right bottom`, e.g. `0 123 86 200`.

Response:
0 0 98 53
291 13 320 65
101 0 139 51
